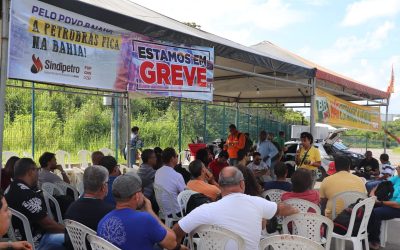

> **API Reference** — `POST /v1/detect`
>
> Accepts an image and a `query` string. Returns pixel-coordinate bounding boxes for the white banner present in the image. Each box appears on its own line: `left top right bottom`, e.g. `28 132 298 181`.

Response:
8 0 214 101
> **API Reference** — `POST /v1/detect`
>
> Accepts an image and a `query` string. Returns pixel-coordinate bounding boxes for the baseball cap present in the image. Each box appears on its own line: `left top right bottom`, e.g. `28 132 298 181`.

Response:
327 161 336 175
112 173 142 201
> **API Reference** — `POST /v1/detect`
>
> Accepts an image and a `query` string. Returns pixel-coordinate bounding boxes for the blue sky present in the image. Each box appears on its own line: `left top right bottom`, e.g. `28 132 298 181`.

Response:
132 0 400 114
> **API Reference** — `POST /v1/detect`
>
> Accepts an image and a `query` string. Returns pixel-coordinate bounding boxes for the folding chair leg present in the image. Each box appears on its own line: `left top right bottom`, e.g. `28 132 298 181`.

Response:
380 220 387 247
351 238 362 250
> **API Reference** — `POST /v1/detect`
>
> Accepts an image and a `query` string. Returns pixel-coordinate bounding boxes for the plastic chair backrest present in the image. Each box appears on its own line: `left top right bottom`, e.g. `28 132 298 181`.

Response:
177 190 198 215
22 152 33 158
42 190 64 224
2 151 18 164
153 184 180 220
282 213 333 250
341 196 375 238
65 219 96 250
262 189 285 203
331 191 367 220
9 208 36 249
55 150 71 169
284 198 321 214
41 182 63 196
55 181 79 200
99 148 114 156
87 234 121 250
259 234 324 250
77 150 92 168
190 225 245 250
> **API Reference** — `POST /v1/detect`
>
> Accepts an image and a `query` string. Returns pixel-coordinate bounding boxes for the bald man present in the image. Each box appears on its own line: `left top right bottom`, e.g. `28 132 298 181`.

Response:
173 167 298 250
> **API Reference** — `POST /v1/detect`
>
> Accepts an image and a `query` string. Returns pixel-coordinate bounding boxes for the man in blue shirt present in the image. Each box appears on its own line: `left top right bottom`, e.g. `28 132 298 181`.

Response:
368 165 400 249
99 156 121 207
97 174 185 250
257 131 278 179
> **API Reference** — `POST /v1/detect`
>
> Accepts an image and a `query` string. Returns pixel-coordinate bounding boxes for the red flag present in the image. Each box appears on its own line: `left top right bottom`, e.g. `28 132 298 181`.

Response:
387 65 395 95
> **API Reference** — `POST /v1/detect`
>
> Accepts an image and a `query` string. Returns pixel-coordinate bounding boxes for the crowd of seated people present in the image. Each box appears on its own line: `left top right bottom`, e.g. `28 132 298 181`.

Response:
2 136 400 250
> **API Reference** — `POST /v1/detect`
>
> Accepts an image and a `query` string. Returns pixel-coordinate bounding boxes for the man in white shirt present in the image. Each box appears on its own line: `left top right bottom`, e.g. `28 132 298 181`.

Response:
247 152 270 183
154 147 186 217
366 153 396 192
172 167 298 250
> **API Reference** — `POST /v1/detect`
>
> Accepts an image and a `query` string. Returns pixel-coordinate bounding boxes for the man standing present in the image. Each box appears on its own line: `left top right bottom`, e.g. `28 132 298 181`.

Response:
354 151 379 180
64 165 113 249
296 132 321 182
172 167 298 250
97 174 185 250
225 124 246 166
127 126 144 167
38 152 70 185
257 131 278 179
275 131 287 154
154 148 186 217
6 158 65 250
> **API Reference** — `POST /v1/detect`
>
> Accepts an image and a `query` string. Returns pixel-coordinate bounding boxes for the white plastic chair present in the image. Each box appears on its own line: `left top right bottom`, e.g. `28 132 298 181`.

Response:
177 190 198 215
22 151 33 158
55 150 71 169
284 198 321 214
65 219 96 250
87 234 121 250
189 225 245 250
380 218 400 247
99 148 114 156
55 181 80 200
154 184 181 228
41 182 64 196
77 150 92 168
262 189 285 203
331 196 375 250
259 234 324 250
282 213 333 250
42 190 64 225
330 191 367 220
2 151 18 164
9 208 36 249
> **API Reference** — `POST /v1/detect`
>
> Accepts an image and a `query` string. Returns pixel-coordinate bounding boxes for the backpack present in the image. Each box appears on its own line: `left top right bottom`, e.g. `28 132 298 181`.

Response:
186 193 211 214
375 181 394 201
333 198 364 236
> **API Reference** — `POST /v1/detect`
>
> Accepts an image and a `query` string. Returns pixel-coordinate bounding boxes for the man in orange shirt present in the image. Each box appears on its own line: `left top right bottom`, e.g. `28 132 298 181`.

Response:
225 124 246 166
187 160 221 201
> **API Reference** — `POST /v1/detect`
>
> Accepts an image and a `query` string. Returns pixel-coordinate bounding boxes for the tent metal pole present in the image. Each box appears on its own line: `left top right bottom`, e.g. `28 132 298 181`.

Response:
222 103 226 138
114 97 119 161
126 94 131 167
203 102 207 142
310 78 316 137
178 98 182 153
0 0 9 171
236 103 239 129
32 82 35 158
384 98 389 153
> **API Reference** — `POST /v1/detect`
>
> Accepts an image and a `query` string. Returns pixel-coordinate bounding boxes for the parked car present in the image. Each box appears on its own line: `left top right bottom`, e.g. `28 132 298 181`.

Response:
283 128 364 181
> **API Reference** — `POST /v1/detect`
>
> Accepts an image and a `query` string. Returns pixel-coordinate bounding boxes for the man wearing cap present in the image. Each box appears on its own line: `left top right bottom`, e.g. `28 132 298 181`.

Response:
172 167 298 250
97 174 185 250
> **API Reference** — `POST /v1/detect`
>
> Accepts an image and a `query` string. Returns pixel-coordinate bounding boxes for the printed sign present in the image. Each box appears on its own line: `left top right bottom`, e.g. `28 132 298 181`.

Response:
315 88 381 131
8 0 214 101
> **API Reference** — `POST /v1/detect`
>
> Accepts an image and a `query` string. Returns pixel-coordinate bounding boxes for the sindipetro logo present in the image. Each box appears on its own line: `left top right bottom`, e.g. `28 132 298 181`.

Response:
31 54 43 74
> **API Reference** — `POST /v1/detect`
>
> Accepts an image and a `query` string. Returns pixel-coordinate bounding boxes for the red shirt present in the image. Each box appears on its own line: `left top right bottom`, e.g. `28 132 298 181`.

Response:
209 159 229 182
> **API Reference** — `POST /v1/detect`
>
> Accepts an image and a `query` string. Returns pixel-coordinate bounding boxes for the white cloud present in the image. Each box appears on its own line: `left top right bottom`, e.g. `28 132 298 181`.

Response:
342 0 400 26
299 21 394 67
130 0 306 45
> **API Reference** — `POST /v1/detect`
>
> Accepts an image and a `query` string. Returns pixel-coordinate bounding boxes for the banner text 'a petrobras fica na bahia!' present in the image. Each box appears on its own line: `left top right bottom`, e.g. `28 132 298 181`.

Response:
315 88 381 131
8 0 214 101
